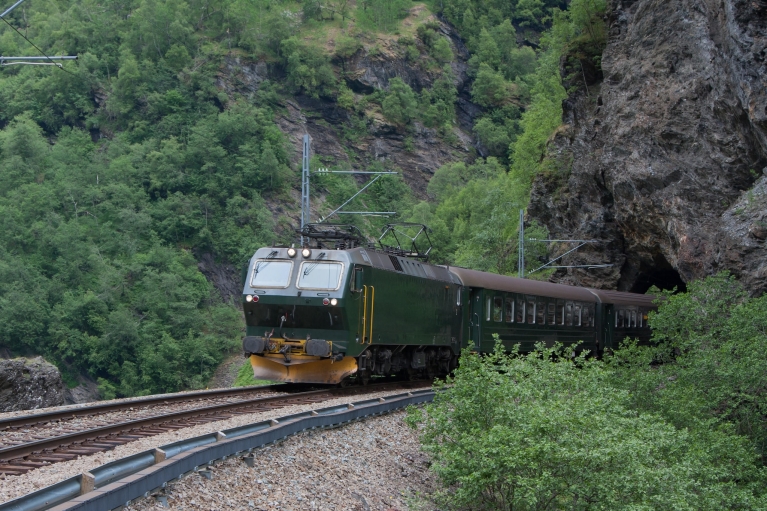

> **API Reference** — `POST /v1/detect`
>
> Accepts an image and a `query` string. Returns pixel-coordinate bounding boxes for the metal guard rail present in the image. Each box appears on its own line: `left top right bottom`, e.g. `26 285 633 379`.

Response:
0 389 434 511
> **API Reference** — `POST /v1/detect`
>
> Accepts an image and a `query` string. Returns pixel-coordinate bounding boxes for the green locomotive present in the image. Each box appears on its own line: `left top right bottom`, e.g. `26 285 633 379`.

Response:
241 224 655 384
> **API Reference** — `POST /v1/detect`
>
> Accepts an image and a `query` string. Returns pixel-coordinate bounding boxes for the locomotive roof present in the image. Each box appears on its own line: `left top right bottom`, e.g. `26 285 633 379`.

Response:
345 247 458 283
447 266 656 306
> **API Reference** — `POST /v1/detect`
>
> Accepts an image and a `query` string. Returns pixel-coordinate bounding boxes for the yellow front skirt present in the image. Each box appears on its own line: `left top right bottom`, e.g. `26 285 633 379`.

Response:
250 354 358 384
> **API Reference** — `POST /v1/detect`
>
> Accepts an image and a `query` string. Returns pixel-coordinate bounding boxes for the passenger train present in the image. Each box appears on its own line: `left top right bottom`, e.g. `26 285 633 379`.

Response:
241 224 656 384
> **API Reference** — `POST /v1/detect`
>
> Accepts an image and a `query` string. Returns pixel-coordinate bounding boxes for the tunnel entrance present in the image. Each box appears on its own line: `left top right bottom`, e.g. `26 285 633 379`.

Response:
629 253 687 294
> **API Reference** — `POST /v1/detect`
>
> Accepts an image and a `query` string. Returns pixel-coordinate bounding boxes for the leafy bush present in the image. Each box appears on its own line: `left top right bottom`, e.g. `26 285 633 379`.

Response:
381 77 418 126
408 340 767 510
608 273 767 464
280 37 337 97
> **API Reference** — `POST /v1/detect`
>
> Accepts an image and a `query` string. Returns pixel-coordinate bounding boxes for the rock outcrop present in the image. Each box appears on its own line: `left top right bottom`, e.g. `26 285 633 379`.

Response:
0 357 65 412
529 0 767 294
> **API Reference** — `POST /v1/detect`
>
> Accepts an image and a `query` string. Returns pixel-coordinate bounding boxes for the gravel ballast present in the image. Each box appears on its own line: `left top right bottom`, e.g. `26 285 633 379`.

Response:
0 389 436 509
125 410 436 511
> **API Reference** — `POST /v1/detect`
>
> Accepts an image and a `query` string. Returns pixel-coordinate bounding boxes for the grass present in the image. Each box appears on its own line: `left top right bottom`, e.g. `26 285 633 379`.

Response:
233 360 279 387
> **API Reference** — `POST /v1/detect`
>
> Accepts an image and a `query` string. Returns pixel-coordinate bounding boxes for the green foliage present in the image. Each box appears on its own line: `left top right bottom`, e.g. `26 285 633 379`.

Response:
429 37 453 64
280 37 337 97
471 63 515 108
233 360 277 387
408 340 767 510
381 77 418 126
357 0 411 32
608 274 767 464
419 69 457 128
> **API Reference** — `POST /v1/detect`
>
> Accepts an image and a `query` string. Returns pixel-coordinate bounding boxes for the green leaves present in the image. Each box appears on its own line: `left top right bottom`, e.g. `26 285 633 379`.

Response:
411 339 767 510
381 77 418 126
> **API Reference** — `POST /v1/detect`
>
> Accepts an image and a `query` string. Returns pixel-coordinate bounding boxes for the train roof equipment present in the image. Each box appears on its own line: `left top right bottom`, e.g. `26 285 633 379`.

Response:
377 223 433 262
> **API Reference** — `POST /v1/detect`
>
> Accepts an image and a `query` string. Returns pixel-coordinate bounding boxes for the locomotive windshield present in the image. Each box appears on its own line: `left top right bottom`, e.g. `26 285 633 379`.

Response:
250 260 293 288
296 262 344 290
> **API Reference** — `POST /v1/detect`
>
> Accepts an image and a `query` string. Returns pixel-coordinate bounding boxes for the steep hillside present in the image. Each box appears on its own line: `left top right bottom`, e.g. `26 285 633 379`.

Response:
1 0 576 396
529 0 767 294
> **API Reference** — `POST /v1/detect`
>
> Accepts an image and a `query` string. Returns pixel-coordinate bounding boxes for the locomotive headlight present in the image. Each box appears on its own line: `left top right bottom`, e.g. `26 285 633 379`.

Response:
302 248 312 258
322 298 330 306
287 247 297 258
330 298 338 306
245 295 253 302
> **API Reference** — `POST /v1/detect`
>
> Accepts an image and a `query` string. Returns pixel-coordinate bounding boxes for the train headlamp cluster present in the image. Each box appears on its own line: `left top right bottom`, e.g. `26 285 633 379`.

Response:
245 294 259 303
287 247 297 258
301 248 312 258
322 298 338 306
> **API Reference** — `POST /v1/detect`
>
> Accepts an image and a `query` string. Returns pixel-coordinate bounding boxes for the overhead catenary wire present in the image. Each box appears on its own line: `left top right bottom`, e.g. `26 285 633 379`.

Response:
0 1 77 74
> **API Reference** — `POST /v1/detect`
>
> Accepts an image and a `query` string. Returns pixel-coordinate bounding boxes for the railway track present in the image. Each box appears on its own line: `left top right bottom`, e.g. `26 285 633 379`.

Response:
0 380 429 476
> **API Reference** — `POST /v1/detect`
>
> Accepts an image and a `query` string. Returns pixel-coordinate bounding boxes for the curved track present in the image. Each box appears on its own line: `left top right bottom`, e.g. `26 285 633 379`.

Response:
0 381 429 476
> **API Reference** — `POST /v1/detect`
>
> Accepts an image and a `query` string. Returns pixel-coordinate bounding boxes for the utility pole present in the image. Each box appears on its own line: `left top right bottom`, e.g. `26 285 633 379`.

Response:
299 134 396 244
300 135 310 245
518 209 525 278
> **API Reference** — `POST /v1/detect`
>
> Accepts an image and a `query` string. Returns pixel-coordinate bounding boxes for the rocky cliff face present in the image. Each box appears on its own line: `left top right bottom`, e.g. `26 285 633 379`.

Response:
206 15 479 301
0 357 65 412
529 0 767 294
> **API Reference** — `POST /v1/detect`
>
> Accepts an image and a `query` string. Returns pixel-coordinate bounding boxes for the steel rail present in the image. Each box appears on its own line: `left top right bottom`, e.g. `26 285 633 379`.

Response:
0 388 435 511
0 381 428 464
0 384 283 430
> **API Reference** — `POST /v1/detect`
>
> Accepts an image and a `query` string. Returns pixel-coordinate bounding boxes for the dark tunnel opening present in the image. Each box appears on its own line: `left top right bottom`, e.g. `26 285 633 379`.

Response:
629 254 688 294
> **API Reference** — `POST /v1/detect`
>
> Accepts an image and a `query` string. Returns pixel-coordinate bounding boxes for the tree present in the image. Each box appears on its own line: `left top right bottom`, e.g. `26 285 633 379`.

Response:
381 77 418 126
471 63 514 107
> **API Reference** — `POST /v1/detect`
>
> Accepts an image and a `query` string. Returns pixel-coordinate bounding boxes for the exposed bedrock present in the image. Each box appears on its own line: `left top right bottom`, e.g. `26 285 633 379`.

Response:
0 357 65 412
529 0 767 294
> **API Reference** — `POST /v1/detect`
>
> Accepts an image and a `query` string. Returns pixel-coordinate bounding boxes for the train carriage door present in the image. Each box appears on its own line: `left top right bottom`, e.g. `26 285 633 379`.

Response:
469 288 482 352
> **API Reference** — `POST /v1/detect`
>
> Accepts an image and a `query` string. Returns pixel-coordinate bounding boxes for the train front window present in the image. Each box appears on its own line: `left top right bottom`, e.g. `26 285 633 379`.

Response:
249 304 345 330
297 262 344 290
251 260 293 288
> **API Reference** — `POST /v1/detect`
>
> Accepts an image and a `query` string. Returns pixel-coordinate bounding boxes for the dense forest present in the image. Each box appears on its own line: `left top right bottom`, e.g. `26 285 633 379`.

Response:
0 0 605 395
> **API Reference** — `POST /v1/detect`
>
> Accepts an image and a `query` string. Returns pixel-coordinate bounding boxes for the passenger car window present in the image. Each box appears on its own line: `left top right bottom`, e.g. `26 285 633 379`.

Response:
573 303 582 327
556 300 565 325
616 309 625 328
536 299 545 325
486 297 491 321
505 298 514 323
516 297 525 323
493 297 503 322
547 302 556 325
251 260 293 288
527 297 535 324
565 302 573 326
